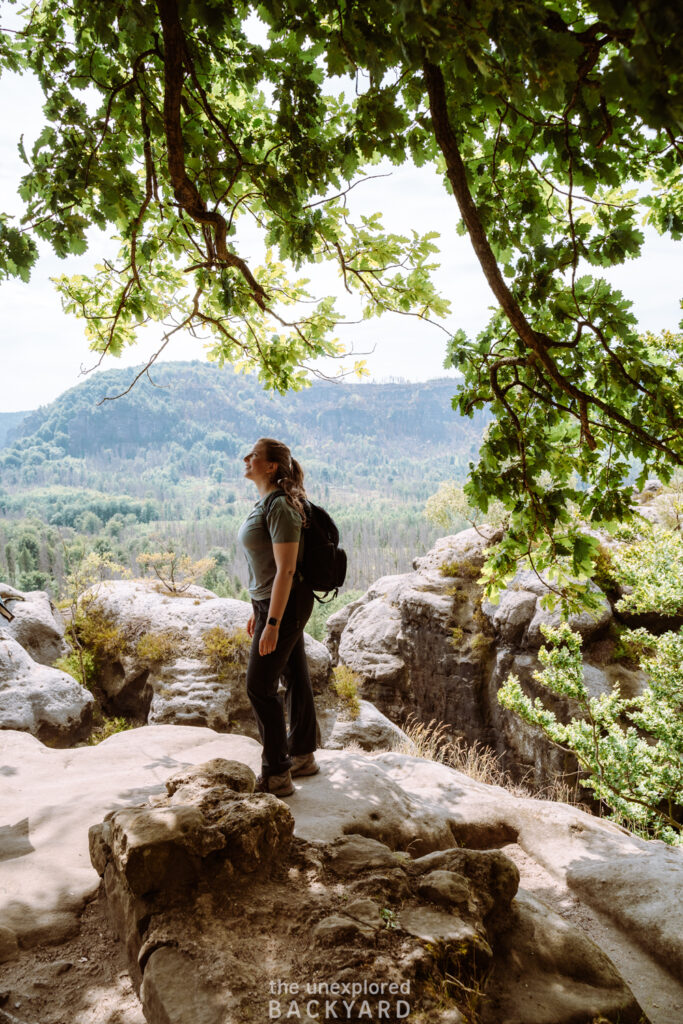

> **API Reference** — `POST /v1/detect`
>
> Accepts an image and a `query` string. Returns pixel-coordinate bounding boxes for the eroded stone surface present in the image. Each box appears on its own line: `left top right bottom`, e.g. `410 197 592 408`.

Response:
77 579 331 731
2 726 680 1024
0 636 93 746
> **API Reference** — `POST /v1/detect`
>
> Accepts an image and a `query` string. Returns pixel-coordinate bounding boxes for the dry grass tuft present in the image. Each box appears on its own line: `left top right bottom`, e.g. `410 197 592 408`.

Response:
393 715 588 807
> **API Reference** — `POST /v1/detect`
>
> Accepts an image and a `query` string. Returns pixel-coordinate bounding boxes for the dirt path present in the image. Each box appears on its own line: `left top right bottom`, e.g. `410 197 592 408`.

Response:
0 892 144 1024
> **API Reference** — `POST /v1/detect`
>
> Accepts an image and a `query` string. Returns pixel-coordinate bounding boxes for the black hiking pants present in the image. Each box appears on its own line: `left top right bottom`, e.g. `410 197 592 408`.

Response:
246 581 317 777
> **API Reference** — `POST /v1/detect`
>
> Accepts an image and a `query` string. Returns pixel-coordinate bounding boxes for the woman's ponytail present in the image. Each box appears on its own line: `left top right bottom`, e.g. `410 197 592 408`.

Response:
258 438 308 524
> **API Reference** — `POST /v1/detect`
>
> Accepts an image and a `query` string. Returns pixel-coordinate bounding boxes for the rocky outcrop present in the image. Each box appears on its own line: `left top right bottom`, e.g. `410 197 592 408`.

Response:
326 698 409 751
0 584 70 665
326 529 645 786
0 635 93 746
77 580 331 732
2 726 681 1024
87 755 644 1024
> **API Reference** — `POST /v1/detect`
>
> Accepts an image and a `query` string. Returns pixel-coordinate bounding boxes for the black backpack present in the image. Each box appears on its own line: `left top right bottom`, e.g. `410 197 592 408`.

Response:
263 491 347 602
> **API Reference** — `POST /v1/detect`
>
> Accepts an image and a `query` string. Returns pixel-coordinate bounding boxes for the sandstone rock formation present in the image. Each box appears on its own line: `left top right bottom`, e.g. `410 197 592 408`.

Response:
0 635 93 746
326 528 649 787
88 757 643 1024
326 698 409 751
1 726 681 1023
77 580 331 732
0 584 70 666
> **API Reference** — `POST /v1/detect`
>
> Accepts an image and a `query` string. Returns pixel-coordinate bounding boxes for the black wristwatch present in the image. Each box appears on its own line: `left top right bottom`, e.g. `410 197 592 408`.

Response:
267 616 279 627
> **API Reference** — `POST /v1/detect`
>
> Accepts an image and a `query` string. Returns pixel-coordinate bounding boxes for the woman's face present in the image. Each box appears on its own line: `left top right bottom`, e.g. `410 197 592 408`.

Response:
243 442 276 484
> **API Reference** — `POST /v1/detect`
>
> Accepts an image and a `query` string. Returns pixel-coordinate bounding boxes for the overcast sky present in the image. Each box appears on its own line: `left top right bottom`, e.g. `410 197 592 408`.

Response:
1 37 681 413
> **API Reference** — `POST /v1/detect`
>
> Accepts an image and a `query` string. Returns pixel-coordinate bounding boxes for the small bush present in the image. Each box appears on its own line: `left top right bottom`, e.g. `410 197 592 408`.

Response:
136 630 178 664
75 598 127 662
592 544 619 594
202 626 250 678
332 664 362 719
87 716 133 745
471 632 494 655
458 559 482 580
54 649 97 690
449 627 464 648
440 560 460 578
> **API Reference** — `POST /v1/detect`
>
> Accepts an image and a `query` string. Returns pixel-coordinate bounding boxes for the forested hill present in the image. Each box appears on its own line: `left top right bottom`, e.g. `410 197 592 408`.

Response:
0 362 488 498
0 363 489 596
0 412 31 447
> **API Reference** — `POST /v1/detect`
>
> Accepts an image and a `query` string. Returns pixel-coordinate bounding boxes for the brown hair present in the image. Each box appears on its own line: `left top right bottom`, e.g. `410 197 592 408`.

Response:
257 437 308 524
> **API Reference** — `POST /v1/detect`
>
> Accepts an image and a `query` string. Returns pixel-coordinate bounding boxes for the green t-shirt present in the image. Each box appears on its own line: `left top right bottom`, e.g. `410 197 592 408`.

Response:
237 493 302 599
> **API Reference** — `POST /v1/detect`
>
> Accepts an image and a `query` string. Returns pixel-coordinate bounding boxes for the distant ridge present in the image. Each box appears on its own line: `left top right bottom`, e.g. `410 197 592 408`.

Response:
2 361 488 465
0 411 32 448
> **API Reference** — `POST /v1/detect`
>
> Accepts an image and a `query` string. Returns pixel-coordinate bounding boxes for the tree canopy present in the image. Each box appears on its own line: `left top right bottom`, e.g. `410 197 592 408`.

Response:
2 0 683 602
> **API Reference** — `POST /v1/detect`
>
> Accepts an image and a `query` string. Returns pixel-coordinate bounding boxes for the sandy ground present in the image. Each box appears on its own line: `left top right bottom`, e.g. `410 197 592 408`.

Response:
0 891 145 1024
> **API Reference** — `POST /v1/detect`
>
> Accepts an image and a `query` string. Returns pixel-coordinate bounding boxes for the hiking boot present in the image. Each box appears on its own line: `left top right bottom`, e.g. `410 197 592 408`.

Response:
255 770 295 797
290 753 320 778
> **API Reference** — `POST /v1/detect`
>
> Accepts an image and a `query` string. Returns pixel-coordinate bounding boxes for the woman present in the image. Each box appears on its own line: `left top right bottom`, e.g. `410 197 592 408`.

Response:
237 437 320 796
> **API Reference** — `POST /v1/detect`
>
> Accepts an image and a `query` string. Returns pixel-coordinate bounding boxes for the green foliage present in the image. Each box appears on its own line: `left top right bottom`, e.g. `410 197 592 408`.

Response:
86 716 133 746
136 631 178 665
76 598 128 663
138 549 216 594
612 526 683 617
449 626 464 648
425 482 508 535
305 589 364 643
201 626 250 678
54 649 97 690
498 623 683 843
332 664 362 719
2 3 449 392
470 633 494 656
2 0 683 605
440 560 461 578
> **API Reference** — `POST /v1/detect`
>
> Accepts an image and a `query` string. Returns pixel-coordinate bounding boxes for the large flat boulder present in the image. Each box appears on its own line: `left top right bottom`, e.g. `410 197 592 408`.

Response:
1 725 682 1024
87 757 643 1024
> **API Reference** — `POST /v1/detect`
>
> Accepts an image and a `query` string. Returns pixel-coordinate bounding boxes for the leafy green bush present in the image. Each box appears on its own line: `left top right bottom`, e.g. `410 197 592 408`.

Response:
87 716 133 745
54 649 97 690
136 631 178 664
498 623 683 844
332 664 362 719
612 526 683 616
202 626 250 678
76 598 128 662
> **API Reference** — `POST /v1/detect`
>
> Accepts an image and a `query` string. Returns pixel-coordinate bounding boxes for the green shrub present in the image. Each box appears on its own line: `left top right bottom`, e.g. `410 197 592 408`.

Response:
54 649 97 690
498 622 683 844
87 716 133 745
449 627 464 648
75 598 128 662
136 630 178 664
440 560 460 578
202 626 250 678
332 664 362 719
592 544 619 594
470 632 494 655
613 526 683 616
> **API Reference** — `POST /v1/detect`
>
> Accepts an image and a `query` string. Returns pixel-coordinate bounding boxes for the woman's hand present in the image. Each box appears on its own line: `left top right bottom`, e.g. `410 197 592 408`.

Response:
247 613 255 638
259 622 279 656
